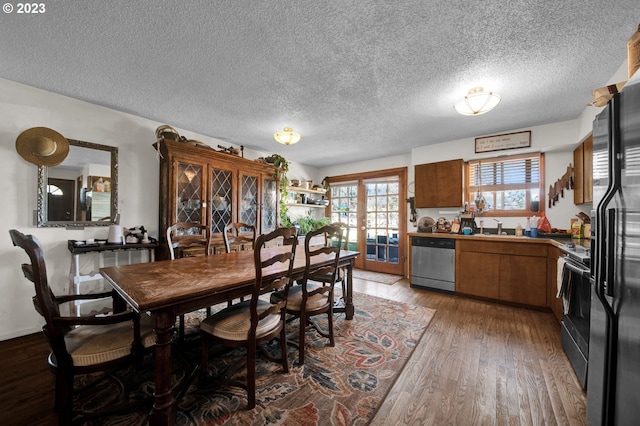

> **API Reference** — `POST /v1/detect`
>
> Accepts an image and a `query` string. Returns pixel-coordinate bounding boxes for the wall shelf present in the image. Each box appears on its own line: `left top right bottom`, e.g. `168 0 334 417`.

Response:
286 185 326 195
286 203 327 209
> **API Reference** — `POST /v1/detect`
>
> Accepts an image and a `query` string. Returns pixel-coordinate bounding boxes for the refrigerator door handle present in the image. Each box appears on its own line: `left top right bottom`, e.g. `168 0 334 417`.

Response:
605 208 616 298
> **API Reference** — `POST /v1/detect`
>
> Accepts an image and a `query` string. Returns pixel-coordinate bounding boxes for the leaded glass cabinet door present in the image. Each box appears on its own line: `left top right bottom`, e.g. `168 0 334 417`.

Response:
240 172 259 228
175 161 204 224
262 176 277 232
209 166 233 235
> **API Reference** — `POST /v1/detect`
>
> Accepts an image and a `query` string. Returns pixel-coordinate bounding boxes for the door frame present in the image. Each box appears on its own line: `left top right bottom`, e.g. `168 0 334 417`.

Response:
326 167 407 277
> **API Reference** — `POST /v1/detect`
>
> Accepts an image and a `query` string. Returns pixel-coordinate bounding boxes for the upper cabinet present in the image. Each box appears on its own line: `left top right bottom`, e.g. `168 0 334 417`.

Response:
573 135 593 204
155 139 278 258
414 159 463 208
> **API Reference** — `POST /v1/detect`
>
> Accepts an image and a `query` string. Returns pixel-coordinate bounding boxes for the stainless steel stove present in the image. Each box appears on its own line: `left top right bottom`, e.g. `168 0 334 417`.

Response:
558 240 591 389
559 242 591 266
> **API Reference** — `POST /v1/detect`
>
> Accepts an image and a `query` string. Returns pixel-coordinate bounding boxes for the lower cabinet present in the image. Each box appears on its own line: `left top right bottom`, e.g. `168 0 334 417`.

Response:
456 240 548 307
547 245 563 321
457 251 500 299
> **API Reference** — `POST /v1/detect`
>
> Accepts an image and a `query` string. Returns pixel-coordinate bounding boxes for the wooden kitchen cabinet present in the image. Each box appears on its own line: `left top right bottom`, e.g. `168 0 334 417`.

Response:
499 254 547 306
414 159 463 208
573 134 593 204
155 138 278 258
456 239 548 307
547 245 563 322
457 251 500 299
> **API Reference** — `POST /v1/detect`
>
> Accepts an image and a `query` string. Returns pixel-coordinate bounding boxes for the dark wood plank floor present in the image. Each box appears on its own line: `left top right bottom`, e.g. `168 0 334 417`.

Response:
0 277 587 425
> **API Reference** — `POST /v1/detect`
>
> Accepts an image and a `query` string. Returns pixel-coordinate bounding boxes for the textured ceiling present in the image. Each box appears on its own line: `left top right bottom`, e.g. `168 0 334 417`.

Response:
1 1 638 167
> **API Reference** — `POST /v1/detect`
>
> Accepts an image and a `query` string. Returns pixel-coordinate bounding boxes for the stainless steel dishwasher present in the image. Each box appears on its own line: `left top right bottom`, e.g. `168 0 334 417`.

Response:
411 237 455 292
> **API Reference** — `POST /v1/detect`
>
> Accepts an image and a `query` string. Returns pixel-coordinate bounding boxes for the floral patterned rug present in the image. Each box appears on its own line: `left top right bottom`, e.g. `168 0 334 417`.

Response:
77 292 435 425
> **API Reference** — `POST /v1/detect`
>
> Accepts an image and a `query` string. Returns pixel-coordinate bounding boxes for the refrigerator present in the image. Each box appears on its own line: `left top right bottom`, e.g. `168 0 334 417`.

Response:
588 74 640 426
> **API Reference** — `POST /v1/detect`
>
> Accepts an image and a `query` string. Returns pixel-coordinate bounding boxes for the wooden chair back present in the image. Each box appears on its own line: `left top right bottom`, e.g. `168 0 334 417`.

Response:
199 226 297 409
9 229 152 424
223 222 256 253
303 224 343 293
166 222 211 259
329 221 350 250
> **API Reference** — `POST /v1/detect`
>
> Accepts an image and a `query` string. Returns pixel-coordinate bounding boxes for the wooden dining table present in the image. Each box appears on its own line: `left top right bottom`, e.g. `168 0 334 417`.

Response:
100 243 359 426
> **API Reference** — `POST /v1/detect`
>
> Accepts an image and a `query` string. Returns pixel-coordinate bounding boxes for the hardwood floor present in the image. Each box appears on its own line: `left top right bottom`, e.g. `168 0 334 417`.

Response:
358 278 587 426
0 277 587 425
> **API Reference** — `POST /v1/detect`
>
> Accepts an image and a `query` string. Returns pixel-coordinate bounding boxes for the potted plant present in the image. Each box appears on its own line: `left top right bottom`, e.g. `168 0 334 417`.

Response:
265 154 292 227
296 216 330 236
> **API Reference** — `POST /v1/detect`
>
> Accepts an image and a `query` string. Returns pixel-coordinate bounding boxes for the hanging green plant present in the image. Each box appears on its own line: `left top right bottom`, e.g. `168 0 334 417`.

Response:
265 154 291 227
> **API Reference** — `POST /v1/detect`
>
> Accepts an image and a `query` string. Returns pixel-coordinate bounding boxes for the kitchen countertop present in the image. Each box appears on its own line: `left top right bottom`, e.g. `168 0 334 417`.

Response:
407 232 591 249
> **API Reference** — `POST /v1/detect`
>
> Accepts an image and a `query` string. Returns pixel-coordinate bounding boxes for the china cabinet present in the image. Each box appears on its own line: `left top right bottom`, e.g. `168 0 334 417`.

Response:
155 139 278 258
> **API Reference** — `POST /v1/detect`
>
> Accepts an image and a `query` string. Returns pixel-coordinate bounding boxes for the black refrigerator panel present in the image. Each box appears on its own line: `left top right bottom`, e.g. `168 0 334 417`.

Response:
588 80 640 426
612 81 640 426
587 99 614 426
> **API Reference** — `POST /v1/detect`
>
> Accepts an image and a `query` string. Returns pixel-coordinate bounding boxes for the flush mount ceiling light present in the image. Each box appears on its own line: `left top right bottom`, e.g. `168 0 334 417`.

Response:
454 87 501 116
273 127 301 145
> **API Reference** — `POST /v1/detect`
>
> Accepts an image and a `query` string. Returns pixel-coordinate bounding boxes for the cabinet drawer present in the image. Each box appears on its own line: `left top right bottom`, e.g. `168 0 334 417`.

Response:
458 240 547 257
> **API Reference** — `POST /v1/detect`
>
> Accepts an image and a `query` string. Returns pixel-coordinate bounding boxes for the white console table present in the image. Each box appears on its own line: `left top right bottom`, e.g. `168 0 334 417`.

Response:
67 239 158 314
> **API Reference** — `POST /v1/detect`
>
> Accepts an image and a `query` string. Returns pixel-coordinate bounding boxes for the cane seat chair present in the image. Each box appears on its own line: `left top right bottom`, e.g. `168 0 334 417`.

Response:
199 227 297 409
166 222 211 341
271 223 343 365
9 229 156 425
223 222 256 253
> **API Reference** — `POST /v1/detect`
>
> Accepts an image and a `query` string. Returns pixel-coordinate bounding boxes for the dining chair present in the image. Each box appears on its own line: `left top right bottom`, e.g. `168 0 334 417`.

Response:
166 222 211 341
9 229 156 425
330 221 350 308
199 226 298 409
223 222 256 253
271 223 343 365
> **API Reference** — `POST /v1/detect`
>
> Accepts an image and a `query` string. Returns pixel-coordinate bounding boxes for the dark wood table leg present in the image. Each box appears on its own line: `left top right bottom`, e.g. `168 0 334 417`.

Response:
345 261 355 320
149 311 177 426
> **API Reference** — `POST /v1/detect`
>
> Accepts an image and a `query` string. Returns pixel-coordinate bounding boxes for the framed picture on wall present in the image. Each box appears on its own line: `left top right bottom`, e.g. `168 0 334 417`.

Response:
475 130 531 153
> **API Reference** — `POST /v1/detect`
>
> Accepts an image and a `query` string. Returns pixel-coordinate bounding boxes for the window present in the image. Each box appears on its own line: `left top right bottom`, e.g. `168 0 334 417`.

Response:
466 153 544 216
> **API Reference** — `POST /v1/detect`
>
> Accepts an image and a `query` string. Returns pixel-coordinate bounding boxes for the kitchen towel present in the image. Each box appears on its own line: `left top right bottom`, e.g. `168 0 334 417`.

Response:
556 257 572 314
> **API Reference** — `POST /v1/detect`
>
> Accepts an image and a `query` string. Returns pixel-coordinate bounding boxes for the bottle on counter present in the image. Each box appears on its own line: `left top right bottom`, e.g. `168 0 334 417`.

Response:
516 223 523 237
525 218 531 237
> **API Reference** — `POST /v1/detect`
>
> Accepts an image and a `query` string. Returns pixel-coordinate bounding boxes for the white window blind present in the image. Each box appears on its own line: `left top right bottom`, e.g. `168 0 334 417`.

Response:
467 153 543 213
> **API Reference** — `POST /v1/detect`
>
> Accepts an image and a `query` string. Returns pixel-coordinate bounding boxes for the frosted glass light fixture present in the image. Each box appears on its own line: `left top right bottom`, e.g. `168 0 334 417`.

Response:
454 87 501 116
273 127 301 145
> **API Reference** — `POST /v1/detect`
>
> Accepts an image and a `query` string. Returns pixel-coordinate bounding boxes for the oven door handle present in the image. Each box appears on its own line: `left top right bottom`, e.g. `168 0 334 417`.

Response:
563 260 590 276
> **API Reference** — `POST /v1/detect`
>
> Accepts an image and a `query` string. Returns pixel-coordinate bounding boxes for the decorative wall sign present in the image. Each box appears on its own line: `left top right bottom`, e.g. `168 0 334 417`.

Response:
475 130 531 153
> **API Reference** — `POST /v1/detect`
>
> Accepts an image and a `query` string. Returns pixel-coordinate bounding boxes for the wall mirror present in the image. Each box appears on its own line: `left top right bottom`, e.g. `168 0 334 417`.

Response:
37 139 118 228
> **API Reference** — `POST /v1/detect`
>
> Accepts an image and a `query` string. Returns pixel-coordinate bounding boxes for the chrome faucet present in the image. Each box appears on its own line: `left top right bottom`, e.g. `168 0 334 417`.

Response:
494 218 503 235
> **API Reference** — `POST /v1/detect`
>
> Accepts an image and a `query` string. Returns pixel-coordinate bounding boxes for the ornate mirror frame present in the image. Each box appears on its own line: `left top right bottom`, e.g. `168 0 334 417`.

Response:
37 139 118 228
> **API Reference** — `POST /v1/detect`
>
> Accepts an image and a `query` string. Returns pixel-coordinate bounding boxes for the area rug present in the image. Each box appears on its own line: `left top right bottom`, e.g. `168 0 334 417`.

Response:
76 292 434 425
352 269 403 285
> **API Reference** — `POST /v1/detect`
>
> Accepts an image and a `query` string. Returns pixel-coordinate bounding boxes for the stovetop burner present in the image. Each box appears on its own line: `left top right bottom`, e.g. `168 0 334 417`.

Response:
560 242 591 266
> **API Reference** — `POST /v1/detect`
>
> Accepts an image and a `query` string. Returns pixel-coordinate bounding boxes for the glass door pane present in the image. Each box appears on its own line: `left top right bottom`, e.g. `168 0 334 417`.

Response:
330 182 358 251
240 174 258 226
262 176 277 232
364 178 401 273
176 162 203 224
210 167 233 234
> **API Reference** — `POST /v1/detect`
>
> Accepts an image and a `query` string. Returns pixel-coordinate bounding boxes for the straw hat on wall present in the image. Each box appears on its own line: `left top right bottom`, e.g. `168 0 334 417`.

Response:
16 127 69 166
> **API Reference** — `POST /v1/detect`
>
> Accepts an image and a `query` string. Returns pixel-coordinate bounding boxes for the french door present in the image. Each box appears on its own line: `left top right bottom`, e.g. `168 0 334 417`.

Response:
328 167 406 276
